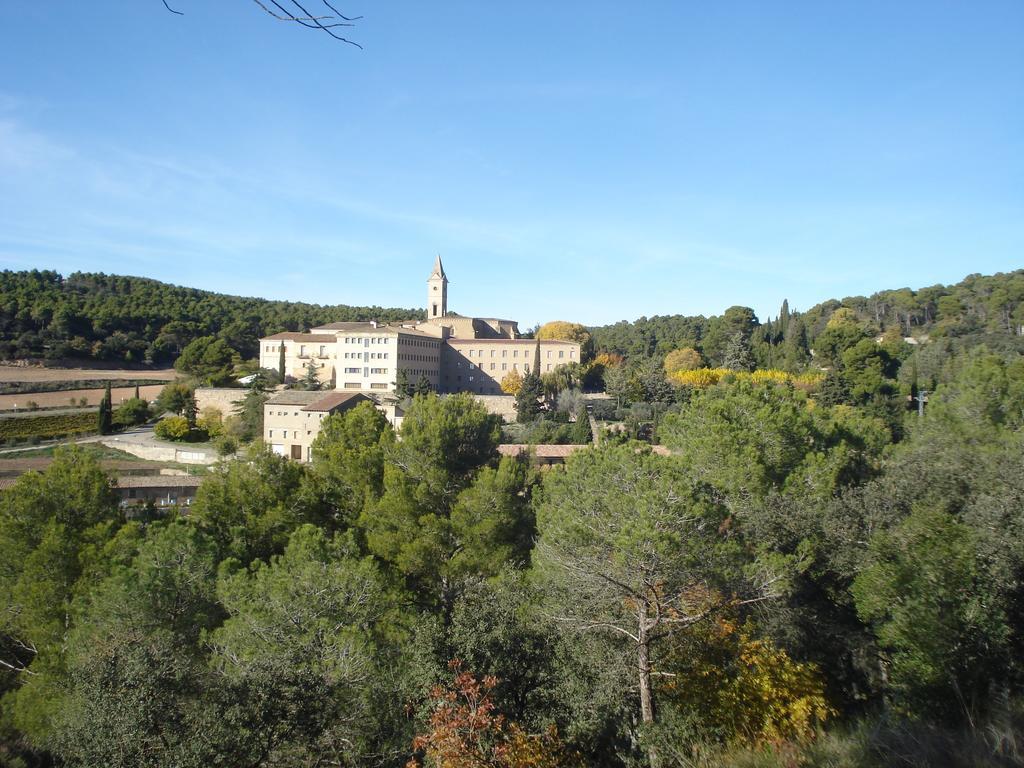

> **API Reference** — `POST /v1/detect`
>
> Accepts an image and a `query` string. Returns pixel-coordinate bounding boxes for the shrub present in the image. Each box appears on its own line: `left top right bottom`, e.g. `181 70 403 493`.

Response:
113 397 151 427
154 416 191 441
215 434 238 456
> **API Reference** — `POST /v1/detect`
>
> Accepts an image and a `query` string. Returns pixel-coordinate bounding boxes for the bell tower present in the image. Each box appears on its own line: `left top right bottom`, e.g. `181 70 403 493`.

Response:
427 254 448 319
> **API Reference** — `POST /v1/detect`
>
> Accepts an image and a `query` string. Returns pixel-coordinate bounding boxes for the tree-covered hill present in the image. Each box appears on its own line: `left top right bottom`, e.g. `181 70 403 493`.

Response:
590 269 1024 365
0 270 421 364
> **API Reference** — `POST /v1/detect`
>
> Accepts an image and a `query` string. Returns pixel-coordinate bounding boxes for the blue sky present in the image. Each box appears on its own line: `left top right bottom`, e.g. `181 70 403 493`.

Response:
0 2 1021 327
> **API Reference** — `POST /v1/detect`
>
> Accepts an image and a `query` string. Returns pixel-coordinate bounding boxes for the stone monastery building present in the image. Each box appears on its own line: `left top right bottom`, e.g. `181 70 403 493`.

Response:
258 256 581 397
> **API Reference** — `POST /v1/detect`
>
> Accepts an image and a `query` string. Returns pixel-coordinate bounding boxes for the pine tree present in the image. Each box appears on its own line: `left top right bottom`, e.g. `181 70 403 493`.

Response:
817 368 851 407
301 360 322 391
416 375 433 395
97 382 113 435
396 369 411 397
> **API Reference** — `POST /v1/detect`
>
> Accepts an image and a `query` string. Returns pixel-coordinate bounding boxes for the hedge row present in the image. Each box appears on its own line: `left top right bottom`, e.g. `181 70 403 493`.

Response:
0 378 171 395
0 411 97 440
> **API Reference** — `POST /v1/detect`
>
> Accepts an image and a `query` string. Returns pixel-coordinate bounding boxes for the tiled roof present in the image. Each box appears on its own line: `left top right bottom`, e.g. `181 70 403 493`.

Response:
497 444 672 458
0 475 205 491
498 444 591 458
266 390 327 406
309 322 379 332
116 476 204 489
446 338 578 345
262 332 337 342
303 392 369 412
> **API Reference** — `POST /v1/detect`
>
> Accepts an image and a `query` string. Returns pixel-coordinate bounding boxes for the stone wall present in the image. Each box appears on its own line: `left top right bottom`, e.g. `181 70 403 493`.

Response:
194 388 246 416
469 394 517 422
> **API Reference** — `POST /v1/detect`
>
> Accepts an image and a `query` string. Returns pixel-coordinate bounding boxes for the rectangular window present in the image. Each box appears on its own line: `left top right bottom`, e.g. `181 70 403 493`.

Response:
547 364 552 371
370 383 387 389
344 367 360 374
559 351 564 358
490 363 495 370
502 363 507 370
502 350 507 357
513 350 518 357
344 382 361 389
547 350 552 358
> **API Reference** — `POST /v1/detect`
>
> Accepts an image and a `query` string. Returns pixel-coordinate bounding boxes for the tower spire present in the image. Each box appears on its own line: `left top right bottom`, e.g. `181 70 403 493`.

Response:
430 253 447 280
427 254 449 319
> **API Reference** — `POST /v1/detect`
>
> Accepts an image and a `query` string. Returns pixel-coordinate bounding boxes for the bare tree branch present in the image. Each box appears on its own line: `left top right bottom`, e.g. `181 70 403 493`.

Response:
160 0 364 47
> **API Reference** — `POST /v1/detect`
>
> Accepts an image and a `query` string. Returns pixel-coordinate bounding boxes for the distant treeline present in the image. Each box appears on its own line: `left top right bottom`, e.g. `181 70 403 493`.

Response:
590 269 1024 366
0 271 420 364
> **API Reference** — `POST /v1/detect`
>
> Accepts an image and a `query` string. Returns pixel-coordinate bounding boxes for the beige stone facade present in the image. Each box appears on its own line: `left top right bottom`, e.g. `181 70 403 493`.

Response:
441 338 580 395
264 391 371 462
256 257 580 399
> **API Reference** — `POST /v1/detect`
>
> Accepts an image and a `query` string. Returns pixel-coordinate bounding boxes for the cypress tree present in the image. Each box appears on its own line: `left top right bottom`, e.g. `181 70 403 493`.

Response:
97 382 112 435
779 298 790 338
278 342 286 379
134 384 140 400
782 317 810 371
515 373 543 423
571 405 593 444
183 392 198 430
533 338 541 376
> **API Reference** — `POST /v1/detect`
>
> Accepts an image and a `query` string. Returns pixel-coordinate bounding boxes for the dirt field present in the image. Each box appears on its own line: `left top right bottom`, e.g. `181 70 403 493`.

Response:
0 384 166 410
0 367 176 383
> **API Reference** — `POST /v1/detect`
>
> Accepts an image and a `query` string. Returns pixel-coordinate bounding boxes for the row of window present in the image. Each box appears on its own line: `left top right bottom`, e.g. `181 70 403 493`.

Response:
403 338 438 348
456 362 557 373
342 352 388 360
463 348 572 359
267 428 314 439
342 336 391 344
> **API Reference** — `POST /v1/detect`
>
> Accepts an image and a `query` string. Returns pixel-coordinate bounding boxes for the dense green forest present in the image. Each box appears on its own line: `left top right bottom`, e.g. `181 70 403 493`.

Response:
2 268 1024 766
589 269 1024 365
3 337 1024 766
0 271 420 364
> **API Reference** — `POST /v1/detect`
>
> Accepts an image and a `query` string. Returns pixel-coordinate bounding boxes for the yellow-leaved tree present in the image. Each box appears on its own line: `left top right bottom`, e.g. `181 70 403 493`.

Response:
500 368 524 395
660 617 833 746
536 321 593 362
663 347 703 375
